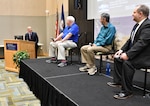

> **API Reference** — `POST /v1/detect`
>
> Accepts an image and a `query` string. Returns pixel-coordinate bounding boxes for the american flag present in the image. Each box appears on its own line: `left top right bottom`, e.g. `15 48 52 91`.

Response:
55 3 59 37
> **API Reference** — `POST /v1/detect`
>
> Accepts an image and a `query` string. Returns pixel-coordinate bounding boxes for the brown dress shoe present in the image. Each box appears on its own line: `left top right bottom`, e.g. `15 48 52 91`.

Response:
114 92 133 100
107 82 122 88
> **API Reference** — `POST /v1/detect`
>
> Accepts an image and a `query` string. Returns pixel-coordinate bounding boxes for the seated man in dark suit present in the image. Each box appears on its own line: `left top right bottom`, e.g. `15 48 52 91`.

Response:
107 5 150 99
25 26 39 58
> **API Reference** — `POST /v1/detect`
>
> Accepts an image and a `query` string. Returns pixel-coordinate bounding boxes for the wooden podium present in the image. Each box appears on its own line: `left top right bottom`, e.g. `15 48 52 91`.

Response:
4 39 35 72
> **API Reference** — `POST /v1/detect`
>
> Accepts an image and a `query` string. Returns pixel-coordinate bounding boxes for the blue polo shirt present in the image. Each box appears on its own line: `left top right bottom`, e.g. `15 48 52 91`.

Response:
62 23 79 43
94 23 116 46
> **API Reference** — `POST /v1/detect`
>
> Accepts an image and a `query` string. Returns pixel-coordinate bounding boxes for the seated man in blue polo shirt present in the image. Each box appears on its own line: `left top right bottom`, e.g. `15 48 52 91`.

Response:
48 16 79 67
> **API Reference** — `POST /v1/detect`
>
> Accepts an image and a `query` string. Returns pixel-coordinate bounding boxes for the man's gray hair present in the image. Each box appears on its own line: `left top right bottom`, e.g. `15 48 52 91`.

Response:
101 13 110 22
67 16 75 23
137 4 149 17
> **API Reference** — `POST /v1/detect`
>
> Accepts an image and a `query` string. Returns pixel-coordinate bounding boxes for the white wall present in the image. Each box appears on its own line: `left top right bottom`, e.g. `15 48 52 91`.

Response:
0 0 69 55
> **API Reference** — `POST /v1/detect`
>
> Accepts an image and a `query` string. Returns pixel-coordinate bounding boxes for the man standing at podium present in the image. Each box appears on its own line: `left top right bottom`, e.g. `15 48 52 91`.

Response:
25 26 39 58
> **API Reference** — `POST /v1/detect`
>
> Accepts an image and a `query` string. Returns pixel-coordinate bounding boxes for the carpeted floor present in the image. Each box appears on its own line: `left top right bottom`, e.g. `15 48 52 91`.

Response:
0 59 41 106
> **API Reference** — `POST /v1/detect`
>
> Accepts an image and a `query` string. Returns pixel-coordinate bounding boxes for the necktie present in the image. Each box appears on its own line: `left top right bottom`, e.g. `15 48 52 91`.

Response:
29 33 32 40
131 23 139 43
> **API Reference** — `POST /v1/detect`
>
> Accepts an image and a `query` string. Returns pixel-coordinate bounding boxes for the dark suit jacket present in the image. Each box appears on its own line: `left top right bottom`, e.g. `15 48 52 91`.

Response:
121 18 150 69
25 32 39 44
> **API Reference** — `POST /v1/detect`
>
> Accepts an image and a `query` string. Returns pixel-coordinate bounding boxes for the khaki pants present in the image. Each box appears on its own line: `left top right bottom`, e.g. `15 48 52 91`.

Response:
49 40 77 60
81 45 112 66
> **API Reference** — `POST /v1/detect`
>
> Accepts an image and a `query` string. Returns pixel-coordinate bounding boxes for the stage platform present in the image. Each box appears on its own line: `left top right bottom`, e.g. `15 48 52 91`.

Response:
19 58 150 106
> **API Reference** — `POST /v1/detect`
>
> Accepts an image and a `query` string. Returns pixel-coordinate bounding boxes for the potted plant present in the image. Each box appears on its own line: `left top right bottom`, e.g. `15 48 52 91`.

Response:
13 51 30 68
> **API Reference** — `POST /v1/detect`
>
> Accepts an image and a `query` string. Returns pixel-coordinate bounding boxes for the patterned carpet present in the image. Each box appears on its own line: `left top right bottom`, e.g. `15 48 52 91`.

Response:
0 59 41 106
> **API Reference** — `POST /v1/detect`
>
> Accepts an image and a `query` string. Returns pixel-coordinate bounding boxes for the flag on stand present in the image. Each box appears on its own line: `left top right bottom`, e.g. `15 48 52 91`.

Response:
60 3 65 33
55 4 59 37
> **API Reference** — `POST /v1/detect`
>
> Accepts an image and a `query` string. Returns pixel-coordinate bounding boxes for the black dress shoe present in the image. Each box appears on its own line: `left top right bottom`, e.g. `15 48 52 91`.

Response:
114 92 133 100
107 82 122 88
